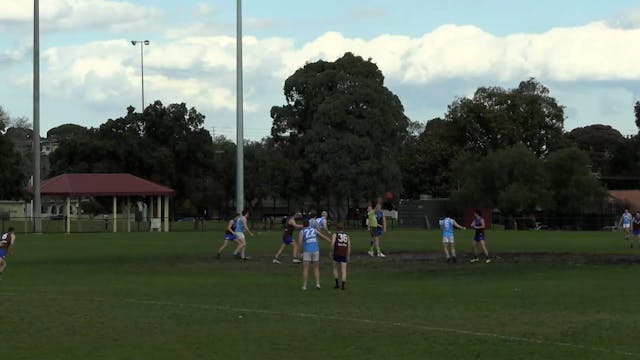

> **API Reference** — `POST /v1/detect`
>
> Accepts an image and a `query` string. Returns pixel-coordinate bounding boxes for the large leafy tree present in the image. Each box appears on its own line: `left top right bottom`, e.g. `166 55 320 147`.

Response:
271 52 410 208
0 106 27 199
544 147 605 215
445 78 565 157
566 124 624 176
452 144 549 216
635 101 640 131
50 101 217 216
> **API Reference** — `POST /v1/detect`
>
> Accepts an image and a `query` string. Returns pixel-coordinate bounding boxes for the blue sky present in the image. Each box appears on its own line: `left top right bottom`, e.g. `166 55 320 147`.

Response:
2 0 640 140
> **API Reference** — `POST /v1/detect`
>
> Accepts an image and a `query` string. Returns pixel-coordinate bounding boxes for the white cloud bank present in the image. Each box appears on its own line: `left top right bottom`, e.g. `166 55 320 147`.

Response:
0 0 162 32
6 13 640 137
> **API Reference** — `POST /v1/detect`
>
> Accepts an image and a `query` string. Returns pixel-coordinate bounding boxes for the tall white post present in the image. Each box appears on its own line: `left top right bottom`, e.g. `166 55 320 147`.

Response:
163 196 169 232
33 0 42 233
112 196 117 233
65 196 70 234
126 197 131 233
236 0 244 214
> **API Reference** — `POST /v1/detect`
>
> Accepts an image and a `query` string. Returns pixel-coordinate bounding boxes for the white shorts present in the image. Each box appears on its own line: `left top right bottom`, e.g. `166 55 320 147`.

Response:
623 224 631 230
235 232 246 240
302 251 320 262
442 236 454 244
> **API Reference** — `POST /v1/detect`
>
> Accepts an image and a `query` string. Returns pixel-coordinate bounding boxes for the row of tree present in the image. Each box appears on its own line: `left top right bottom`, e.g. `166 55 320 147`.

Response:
2 52 640 219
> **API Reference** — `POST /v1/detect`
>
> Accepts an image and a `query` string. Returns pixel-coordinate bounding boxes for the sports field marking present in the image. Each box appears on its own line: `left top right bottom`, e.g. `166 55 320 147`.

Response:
1 292 636 358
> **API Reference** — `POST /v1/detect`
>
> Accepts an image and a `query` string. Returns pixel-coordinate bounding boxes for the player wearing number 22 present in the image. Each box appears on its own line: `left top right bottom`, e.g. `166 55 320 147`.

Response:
298 218 331 290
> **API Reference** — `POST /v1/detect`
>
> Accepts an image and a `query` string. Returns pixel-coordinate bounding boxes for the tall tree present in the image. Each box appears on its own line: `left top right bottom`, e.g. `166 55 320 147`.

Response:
50 101 217 216
271 52 410 206
544 147 605 214
566 124 624 176
635 101 640 131
452 144 549 216
0 109 27 200
445 78 565 157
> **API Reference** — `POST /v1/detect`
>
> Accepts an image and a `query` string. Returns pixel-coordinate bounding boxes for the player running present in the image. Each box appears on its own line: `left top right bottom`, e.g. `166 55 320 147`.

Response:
330 224 351 290
234 210 254 260
633 211 640 247
619 209 633 247
298 218 331 290
439 216 465 263
367 203 386 257
216 214 244 259
0 227 16 279
273 213 303 264
469 210 491 263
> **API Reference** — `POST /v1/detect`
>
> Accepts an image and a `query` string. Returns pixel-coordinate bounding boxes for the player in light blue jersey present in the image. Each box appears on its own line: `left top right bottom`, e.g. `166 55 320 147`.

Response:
234 210 254 260
308 211 318 230
439 216 466 263
216 214 242 259
316 211 330 236
298 218 331 290
619 209 633 247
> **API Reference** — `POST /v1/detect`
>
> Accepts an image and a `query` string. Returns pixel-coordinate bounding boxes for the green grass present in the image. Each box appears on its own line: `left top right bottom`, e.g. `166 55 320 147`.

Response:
2 229 640 359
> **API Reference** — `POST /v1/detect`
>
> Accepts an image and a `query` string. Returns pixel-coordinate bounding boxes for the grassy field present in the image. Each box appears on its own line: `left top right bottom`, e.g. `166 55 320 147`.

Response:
2 229 640 359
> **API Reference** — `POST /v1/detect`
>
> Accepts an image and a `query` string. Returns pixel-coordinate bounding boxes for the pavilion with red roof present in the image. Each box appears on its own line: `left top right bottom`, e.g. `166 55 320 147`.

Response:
40 173 175 233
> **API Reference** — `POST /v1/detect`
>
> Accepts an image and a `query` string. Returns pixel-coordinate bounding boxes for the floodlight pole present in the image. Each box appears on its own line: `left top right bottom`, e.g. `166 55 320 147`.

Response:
236 0 244 214
33 0 42 233
130 40 149 112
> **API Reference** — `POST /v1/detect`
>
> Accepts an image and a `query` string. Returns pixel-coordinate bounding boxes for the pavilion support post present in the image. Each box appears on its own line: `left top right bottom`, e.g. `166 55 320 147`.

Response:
157 195 161 227
163 196 169 232
65 196 71 234
149 197 154 223
126 197 131 233
113 196 117 233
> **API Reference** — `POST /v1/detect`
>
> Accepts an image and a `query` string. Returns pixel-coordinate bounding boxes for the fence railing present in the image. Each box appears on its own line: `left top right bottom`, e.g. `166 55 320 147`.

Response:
0 215 621 234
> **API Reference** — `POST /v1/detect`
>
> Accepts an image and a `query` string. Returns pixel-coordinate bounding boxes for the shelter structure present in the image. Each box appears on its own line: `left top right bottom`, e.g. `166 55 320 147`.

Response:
40 173 175 233
609 190 640 211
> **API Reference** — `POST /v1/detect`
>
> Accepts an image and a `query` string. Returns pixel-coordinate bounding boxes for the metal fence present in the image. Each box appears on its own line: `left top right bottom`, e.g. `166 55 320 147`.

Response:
0 214 620 234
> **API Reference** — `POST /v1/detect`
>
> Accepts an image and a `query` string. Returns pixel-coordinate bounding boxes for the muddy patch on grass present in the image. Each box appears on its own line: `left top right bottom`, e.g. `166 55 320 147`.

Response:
345 251 640 265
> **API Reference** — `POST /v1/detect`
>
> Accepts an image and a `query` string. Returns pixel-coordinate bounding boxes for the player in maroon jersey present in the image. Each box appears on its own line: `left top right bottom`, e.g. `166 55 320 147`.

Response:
633 211 640 247
330 224 351 290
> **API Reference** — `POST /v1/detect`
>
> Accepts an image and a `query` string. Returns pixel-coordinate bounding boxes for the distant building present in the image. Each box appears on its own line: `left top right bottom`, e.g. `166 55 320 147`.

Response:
609 190 640 211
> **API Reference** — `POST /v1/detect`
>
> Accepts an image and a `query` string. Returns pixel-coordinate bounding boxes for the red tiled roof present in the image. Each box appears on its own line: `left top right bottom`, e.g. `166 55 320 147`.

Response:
40 174 175 197
609 190 640 210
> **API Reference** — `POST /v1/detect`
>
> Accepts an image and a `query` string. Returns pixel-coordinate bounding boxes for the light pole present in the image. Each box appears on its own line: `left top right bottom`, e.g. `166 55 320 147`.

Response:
236 0 244 214
130 40 149 112
33 0 41 233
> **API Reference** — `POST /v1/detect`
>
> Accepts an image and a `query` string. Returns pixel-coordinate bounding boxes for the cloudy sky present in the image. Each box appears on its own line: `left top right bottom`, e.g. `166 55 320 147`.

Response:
2 0 640 140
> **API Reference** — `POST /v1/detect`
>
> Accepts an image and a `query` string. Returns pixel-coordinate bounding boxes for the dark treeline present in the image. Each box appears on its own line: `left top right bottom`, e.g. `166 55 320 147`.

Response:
2 52 640 220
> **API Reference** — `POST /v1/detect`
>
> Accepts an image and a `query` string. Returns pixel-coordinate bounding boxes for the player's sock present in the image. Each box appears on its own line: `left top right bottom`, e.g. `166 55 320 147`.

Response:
341 281 346 290
334 278 339 288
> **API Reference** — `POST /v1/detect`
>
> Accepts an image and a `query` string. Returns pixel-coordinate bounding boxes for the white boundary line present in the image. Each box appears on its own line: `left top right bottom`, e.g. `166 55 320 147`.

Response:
1 292 636 358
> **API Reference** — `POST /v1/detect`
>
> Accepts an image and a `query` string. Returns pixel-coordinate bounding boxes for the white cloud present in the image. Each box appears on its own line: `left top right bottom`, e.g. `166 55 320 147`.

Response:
607 8 640 29
8 19 640 138
0 0 163 32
